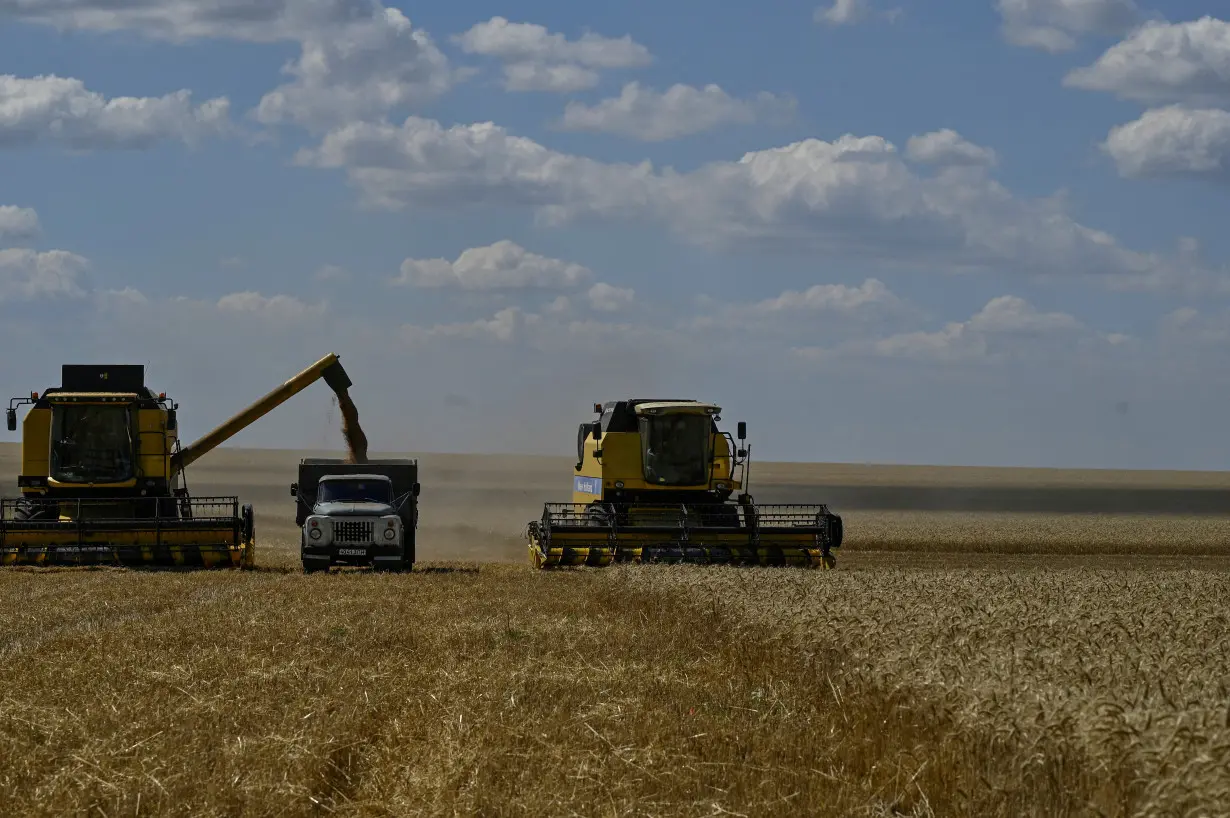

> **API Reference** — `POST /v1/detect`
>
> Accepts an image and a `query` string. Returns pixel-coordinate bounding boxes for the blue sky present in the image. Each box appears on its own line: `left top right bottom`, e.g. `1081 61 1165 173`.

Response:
2 0 1230 469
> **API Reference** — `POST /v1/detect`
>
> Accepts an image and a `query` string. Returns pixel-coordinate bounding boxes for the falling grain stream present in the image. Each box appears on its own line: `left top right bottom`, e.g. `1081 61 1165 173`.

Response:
332 386 368 464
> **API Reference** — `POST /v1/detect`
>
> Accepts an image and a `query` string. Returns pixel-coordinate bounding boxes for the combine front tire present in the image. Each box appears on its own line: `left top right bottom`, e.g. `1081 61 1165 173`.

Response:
241 504 255 543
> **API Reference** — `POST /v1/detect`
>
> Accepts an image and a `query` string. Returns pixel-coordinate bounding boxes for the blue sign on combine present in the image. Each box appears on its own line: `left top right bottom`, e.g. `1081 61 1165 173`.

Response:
573 475 602 495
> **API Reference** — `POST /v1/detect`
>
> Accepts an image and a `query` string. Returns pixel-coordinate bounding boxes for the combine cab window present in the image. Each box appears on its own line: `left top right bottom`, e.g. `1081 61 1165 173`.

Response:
50 405 135 484
318 480 392 504
640 414 711 486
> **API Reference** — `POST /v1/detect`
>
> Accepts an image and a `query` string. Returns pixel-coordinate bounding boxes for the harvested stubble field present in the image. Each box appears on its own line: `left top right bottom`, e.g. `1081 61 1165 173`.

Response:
2 445 1230 816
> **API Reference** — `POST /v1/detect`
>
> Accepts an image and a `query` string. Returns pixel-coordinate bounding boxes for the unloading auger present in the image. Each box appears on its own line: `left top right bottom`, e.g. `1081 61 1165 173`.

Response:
527 399 843 569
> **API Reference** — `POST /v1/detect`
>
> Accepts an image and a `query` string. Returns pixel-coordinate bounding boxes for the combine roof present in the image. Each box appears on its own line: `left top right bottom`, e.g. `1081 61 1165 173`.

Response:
598 399 722 433
45 392 142 401
634 401 719 414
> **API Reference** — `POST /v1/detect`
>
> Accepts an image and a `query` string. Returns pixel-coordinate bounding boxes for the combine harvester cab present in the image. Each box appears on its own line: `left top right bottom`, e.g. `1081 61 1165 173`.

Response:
1 354 358 569
527 399 844 569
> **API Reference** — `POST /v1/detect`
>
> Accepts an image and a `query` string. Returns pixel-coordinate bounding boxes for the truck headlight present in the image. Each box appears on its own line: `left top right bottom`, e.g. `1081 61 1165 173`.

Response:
383 527 396 540
309 528 322 540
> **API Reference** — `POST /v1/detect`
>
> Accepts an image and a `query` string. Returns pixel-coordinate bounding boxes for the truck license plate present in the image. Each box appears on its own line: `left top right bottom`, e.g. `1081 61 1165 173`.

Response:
337 548 367 556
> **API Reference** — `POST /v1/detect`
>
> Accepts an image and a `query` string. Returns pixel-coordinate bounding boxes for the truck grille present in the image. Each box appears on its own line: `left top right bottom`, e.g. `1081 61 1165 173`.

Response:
334 520 374 543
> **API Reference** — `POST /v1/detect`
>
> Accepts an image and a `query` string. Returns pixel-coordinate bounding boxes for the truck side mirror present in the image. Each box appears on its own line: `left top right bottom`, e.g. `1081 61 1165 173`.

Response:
591 422 602 442
6 409 14 432
290 482 298 497
413 482 421 497
737 421 746 440
166 408 177 431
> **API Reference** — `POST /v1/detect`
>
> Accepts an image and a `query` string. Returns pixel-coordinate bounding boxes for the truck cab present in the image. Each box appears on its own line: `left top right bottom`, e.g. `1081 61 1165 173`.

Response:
292 458 419 573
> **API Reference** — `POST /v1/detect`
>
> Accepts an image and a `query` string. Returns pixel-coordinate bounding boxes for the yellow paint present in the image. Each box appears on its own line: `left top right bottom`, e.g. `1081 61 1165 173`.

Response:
0 529 240 546
0 526 254 568
571 409 740 505
137 403 172 480
20 407 50 482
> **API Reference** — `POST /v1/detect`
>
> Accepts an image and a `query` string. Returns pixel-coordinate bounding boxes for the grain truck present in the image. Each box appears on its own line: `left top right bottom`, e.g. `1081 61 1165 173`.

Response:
292 458 419 572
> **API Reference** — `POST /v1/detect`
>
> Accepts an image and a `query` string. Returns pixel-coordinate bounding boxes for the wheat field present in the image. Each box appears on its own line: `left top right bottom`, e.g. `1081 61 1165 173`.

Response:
2 445 1229 816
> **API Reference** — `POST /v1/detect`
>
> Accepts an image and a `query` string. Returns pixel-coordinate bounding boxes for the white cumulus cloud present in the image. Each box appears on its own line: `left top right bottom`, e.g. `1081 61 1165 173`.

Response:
587 282 634 312
297 116 1223 294
395 240 593 290
453 16 652 92
254 7 457 129
1064 17 1230 106
401 306 528 344
816 0 871 25
216 291 325 321
1103 105 1230 179
556 82 796 141
693 277 915 338
997 0 1141 52
1 2 459 128
0 74 230 149
0 206 39 239
906 129 998 167
296 116 655 215
0 0 396 43
814 0 901 26
798 295 1104 365
0 248 89 302
748 278 905 315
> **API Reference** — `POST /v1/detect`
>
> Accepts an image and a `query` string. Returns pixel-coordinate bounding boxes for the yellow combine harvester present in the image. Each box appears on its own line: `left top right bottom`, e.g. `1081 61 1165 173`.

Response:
527 399 843 569
2 353 355 569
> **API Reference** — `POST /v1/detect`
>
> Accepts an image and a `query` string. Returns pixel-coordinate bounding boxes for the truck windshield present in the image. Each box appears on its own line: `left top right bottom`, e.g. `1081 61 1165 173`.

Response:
639 413 712 486
50 404 135 484
318 480 392 504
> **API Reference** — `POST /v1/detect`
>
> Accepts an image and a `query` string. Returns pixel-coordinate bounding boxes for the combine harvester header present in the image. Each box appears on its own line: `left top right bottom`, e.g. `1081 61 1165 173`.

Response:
1 353 359 569
527 399 844 569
